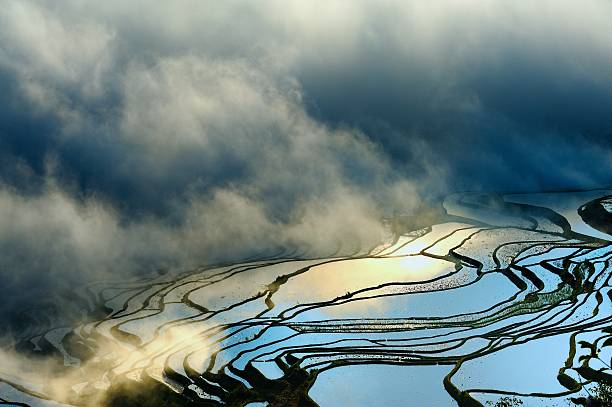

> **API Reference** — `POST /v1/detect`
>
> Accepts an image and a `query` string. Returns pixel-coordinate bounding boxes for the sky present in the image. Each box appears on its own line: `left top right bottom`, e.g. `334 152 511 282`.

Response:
0 0 611 335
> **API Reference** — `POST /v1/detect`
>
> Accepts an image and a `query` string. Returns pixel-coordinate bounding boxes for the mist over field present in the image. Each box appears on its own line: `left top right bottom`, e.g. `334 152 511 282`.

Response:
0 2 611 406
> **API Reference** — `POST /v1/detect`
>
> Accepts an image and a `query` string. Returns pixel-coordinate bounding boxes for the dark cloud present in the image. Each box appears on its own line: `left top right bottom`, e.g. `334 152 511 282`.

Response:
293 1 612 190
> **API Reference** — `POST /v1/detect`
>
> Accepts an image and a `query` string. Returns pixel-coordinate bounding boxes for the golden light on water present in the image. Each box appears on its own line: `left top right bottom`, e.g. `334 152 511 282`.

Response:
275 255 454 306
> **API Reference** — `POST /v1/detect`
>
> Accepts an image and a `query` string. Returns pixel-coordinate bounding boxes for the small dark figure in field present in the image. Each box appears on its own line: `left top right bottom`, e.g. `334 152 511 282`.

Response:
570 396 602 406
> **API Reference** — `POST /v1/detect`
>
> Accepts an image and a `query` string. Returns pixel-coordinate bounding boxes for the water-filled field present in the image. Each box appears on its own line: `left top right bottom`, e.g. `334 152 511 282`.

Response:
1 190 611 406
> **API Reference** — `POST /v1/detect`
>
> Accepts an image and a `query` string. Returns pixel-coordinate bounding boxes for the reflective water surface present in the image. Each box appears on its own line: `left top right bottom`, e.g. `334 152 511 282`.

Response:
1 190 611 406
